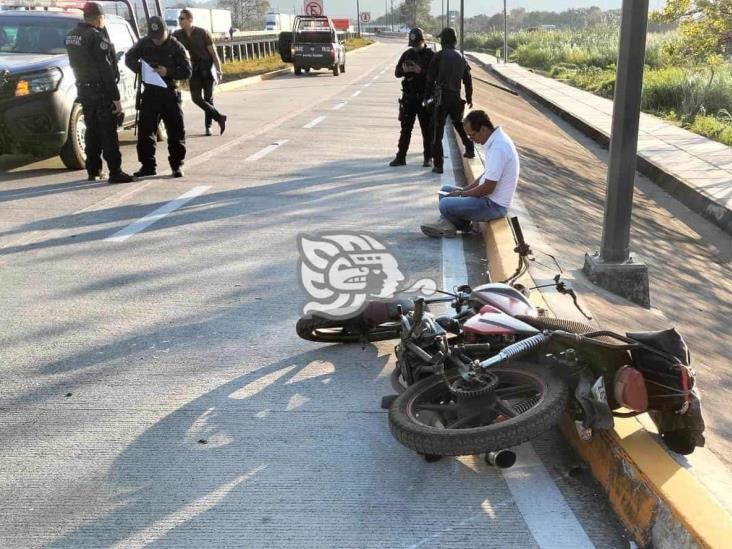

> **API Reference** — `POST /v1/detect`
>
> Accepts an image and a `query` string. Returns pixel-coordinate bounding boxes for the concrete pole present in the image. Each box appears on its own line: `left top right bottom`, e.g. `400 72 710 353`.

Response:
503 0 508 63
446 0 450 27
441 0 444 28
600 0 649 263
356 0 361 37
391 0 394 31
459 0 464 54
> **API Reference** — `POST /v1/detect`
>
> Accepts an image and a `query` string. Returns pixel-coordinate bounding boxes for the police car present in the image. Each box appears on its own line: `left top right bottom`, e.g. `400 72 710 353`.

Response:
0 6 139 168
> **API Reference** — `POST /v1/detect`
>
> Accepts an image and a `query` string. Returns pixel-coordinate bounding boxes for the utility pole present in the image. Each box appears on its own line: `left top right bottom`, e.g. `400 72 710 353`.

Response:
459 0 464 53
356 0 361 37
447 0 450 27
441 0 444 28
583 0 651 307
503 0 508 63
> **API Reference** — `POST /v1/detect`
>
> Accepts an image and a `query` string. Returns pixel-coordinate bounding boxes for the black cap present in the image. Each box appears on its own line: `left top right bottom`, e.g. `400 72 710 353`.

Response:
82 2 104 18
408 27 424 47
148 16 167 39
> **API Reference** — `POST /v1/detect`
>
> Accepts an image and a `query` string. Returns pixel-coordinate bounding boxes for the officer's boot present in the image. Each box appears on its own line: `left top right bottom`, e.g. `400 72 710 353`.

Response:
109 171 136 184
463 142 475 159
389 155 406 167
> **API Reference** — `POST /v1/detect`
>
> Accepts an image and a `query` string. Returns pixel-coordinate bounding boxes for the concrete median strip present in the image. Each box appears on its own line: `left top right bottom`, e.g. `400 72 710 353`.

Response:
453 125 732 548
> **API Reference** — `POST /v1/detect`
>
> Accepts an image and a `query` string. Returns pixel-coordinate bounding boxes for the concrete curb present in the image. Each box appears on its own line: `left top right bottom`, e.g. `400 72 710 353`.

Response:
465 54 732 237
452 125 732 548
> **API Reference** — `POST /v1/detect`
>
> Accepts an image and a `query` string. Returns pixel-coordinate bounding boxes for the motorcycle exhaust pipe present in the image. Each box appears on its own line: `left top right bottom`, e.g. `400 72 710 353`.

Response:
485 449 517 469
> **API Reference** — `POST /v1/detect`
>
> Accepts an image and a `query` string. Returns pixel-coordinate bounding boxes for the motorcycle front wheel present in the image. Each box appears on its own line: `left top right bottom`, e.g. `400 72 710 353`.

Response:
296 315 401 343
388 364 568 456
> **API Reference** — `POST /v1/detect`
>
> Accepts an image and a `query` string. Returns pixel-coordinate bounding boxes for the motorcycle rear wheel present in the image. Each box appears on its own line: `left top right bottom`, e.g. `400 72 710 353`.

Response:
389 363 568 456
296 315 401 343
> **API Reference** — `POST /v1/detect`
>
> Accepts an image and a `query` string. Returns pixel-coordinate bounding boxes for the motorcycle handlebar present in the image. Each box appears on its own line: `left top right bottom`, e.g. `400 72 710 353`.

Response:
510 216 527 250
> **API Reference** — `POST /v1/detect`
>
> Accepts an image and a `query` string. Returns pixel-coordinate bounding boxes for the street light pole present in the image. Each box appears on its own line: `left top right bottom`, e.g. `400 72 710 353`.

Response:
356 0 361 37
441 0 444 28
583 0 651 307
390 0 394 31
503 0 508 63
447 0 450 27
459 0 464 54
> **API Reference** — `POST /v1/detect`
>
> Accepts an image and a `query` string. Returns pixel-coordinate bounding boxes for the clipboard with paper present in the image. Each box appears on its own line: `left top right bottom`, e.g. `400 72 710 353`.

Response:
141 60 167 88
210 63 219 85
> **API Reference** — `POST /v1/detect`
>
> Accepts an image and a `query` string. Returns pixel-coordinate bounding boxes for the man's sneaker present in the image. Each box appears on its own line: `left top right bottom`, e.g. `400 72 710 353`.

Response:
218 115 227 135
108 171 135 184
464 148 476 159
422 158 432 167
133 167 156 178
420 218 458 238
172 168 184 178
205 127 212 136
87 171 108 181
432 166 444 174
389 156 406 167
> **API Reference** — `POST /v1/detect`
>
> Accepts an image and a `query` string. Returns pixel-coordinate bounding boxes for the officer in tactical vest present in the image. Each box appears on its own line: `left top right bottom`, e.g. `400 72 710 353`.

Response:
389 27 435 168
64 2 134 183
425 27 475 174
125 16 192 178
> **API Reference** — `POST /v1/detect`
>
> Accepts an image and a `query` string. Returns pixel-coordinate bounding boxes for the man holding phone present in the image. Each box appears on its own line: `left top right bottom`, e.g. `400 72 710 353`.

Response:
389 27 435 167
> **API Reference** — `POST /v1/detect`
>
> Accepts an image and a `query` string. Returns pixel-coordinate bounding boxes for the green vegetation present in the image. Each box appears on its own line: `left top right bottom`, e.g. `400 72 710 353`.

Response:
344 37 374 51
221 55 288 83
465 25 732 146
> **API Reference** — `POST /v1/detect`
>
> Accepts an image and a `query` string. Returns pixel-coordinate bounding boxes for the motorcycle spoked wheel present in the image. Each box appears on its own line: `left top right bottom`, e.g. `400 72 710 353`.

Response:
296 315 401 343
388 364 569 456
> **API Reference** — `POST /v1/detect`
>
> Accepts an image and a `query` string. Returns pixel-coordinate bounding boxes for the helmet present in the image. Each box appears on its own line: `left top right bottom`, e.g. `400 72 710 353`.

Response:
439 27 457 47
408 27 424 47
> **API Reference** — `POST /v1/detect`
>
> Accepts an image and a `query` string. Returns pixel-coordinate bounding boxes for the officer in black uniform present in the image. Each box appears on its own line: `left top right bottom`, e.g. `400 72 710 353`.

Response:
389 27 434 168
64 2 134 183
425 27 475 174
125 16 192 178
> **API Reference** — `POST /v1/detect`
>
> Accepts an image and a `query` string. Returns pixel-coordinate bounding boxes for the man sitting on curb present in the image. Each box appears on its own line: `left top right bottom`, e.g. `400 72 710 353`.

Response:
421 110 519 238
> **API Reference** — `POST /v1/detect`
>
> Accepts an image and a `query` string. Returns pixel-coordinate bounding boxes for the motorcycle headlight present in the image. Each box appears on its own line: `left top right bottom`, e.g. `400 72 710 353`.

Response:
15 68 63 97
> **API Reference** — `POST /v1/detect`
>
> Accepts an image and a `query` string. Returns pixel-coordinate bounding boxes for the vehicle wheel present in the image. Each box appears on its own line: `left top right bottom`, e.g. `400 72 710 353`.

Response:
296 314 400 343
294 64 302 75
388 364 568 456
340 62 346 73
156 120 167 142
59 102 86 170
333 63 340 76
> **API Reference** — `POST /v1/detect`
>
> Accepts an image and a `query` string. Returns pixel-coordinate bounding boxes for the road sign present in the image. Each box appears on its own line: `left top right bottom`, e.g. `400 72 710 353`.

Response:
304 0 323 16
359 12 371 23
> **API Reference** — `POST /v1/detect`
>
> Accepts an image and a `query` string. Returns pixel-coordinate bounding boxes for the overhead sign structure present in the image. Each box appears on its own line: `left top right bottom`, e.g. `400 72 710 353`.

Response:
304 0 323 16
359 12 371 23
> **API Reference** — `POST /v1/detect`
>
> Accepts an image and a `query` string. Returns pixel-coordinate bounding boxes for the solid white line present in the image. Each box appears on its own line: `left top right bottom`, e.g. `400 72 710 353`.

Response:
351 90 362 97
439 131 593 549
245 140 288 162
332 102 347 110
503 444 595 548
106 185 210 242
303 115 326 129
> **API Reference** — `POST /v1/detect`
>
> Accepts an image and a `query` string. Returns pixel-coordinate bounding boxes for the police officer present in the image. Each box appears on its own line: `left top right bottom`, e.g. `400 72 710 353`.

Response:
425 27 475 174
389 27 434 168
64 2 134 183
125 16 192 178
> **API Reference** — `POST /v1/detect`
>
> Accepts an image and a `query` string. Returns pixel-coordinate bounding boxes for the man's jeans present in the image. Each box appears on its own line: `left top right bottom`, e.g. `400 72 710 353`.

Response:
438 185 508 231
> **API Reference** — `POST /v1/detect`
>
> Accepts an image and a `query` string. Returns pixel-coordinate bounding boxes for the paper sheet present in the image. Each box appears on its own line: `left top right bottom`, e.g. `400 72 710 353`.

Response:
141 60 167 88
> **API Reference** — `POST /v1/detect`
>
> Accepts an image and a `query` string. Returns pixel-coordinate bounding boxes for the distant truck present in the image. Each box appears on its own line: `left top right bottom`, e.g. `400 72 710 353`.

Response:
278 15 346 76
265 12 293 32
164 7 232 35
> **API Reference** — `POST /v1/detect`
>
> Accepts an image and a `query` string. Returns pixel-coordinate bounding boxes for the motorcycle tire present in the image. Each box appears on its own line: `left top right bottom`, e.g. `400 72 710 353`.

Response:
389 363 568 456
296 315 400 343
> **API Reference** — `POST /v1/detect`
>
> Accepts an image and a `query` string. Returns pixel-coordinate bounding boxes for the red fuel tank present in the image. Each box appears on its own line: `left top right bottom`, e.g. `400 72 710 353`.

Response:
468 283 538 318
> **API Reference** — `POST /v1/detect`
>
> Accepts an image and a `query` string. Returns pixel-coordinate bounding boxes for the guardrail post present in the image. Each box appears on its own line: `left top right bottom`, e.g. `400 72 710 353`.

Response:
244 43 249 60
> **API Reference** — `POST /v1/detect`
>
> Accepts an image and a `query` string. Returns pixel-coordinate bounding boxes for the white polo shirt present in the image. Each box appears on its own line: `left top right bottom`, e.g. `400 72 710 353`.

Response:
480 127 520 208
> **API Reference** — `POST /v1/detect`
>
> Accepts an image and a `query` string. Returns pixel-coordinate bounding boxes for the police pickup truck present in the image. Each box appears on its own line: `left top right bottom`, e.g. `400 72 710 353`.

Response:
0 8 139 168
278 15 345 77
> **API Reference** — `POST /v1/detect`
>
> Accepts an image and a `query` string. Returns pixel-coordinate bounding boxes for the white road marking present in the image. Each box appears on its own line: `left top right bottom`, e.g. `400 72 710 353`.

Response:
371 75 378 81
332 102 347 110
363 83 371 88
303 116 326 129
439 131 594 549
351 90 362 97
244 140 288 162
106 185 210 242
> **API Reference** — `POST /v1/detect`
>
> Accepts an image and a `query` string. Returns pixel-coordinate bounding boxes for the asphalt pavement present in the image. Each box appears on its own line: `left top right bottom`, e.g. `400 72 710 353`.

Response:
0 38 629 547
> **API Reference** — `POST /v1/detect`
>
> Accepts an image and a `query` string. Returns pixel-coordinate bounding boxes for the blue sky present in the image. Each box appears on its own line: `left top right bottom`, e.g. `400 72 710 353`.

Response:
265 0 667 20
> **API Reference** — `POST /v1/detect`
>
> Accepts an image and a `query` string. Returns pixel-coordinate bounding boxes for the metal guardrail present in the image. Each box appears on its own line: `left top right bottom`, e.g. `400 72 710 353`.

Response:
213 31 357 64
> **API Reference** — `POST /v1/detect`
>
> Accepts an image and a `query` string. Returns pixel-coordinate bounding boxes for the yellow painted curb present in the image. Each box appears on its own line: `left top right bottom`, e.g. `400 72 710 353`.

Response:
451 124 732 548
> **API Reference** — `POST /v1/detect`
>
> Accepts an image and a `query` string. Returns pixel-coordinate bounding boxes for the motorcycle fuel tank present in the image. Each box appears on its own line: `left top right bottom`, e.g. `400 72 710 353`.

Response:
463 306 541 336
469 283 538 317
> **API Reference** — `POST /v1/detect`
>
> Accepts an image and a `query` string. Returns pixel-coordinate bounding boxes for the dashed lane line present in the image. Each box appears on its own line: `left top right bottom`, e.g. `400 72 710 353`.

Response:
303 116 326 129
105 185 210 242
245 140 288 162
332 102 347 110
351 90 362 97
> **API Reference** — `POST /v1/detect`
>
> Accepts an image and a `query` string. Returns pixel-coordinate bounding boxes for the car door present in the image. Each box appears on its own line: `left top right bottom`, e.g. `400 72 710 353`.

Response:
105 19 137 124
